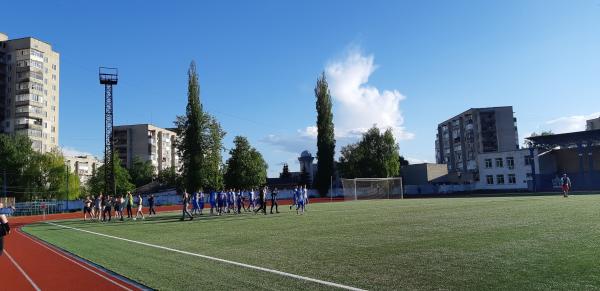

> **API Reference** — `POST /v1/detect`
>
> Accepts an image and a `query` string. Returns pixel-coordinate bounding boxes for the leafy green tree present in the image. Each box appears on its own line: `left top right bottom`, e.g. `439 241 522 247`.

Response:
339 126 400 179
175 61 226 192
224 136 267 190
87 155 134 195
204 115 226 191
315 72 335 196
157 166 182 189
0 134 37 200
128 156 155 187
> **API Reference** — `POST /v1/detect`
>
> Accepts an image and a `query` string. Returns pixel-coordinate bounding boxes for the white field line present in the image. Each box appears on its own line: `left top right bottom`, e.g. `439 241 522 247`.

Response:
4 250 42 291
17 229 134 291
46 221 366 291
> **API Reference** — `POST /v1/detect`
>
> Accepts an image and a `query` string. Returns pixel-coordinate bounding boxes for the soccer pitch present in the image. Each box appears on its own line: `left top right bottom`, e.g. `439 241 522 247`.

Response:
23 196 600 290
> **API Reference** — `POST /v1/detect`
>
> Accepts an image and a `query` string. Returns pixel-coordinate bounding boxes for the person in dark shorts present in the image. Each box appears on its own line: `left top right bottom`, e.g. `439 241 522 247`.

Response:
148 194 156 216
83 196 93 221
254 187 268 215
114 195 124 221
0 202 11 256
270 187 279 214
102 195 113 222
181 191 194 221
126 191 134 219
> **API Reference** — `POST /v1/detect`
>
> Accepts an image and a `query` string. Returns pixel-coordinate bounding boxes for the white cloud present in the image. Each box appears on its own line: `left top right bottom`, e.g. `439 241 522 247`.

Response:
61 146 94 157
262 47 413 170
326 47 414 141
543 112 600 134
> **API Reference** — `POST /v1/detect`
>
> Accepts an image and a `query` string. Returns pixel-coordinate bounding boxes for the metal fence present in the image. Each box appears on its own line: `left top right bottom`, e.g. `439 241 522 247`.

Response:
13 199 62 216
0 197 15 207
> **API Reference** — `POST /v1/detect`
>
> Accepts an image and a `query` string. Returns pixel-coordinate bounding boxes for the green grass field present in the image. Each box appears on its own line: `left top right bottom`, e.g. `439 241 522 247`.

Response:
23 195 600 290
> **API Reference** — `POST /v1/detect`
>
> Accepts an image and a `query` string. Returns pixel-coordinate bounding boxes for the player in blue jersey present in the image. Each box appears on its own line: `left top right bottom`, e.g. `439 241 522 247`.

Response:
209 191 217 215
296 186 305 215
191 191 199 215
198 191 205 215
290 186 298 210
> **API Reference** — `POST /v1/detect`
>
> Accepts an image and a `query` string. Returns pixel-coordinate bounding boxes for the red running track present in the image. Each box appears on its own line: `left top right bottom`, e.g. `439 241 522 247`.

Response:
1 198 343 290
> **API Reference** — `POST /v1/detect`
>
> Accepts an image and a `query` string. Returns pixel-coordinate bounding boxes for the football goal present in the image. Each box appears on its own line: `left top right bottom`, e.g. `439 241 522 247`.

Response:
341 177 403 200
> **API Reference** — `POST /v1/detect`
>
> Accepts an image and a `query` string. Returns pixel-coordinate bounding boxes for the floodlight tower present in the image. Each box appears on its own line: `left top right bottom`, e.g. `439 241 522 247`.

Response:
99 67 118 197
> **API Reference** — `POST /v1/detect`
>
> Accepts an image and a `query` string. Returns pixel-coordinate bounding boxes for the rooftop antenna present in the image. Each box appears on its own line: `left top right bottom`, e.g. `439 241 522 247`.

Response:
99 67 118 196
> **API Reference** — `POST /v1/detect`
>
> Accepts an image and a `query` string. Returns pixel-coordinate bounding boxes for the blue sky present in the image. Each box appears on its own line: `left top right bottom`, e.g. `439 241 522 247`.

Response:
3 0 600 177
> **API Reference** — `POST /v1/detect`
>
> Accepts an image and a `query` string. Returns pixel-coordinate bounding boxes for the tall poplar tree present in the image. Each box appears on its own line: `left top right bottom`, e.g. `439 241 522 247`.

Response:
315 72 335 196
175 61 226 192
181 61 205 193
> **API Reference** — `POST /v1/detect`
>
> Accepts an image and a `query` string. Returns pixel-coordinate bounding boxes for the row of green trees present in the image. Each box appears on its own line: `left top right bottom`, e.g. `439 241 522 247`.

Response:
0 134 80 201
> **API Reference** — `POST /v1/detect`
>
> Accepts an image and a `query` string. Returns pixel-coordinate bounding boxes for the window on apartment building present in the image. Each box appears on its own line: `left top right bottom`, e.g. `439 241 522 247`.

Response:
495 158 503 168
507 157 514 170
486 175 494 185
525 156 533 166
485 159 492 168
52 64 56 70
496 174 505 184
508 174 516 184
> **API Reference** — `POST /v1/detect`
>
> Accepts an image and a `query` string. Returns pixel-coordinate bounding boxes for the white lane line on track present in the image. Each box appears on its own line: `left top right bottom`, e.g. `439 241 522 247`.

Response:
4 250 42 291
46 221 366 291
16 229 134 291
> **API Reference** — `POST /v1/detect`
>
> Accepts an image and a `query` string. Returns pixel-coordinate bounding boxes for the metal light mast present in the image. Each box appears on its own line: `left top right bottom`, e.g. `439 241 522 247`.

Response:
99 67 118 197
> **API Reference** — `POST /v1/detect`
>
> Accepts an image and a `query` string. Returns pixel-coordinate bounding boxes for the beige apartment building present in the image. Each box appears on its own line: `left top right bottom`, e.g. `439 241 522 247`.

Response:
64 155 103 185
0 33 60 152
113 124 179 173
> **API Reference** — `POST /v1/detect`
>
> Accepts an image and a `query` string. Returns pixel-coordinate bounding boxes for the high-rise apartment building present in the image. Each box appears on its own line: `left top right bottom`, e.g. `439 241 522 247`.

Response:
0 33 60 152
113 124 179 172
435 106 519 183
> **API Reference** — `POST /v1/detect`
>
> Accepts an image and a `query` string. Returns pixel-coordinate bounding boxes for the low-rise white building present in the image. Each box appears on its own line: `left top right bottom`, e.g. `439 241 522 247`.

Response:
476 149 539 190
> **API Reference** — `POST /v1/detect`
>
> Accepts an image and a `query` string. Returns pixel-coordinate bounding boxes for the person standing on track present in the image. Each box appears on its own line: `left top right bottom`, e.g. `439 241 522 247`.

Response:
134 194 145 220
270 187 279 214
0 202 11 256
148 194 156 217
181 191 194 221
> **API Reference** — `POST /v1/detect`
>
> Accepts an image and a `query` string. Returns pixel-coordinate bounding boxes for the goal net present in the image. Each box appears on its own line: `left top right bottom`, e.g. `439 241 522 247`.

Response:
341 178 403 200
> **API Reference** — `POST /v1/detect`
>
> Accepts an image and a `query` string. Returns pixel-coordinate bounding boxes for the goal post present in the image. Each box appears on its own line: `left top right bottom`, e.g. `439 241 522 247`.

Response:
341 177 403 201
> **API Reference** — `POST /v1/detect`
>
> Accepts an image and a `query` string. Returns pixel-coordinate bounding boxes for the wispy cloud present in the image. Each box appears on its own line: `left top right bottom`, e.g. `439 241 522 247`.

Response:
543 112 600 134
